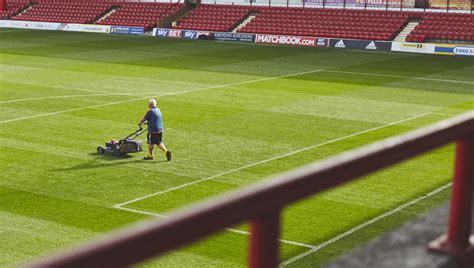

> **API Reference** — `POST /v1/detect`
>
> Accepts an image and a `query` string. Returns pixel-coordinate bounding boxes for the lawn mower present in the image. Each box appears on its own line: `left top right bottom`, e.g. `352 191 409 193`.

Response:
97 124 146 156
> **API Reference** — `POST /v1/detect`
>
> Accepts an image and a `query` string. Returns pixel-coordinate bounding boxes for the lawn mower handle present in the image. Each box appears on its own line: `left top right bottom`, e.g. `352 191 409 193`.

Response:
138 122 148 130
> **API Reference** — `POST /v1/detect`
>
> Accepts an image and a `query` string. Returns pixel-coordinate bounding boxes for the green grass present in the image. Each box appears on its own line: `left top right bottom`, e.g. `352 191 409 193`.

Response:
0 28 473 267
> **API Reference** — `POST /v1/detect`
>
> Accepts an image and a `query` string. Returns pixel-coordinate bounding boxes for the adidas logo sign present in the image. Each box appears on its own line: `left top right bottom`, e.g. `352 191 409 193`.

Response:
335 40 345 48
365 41 377 50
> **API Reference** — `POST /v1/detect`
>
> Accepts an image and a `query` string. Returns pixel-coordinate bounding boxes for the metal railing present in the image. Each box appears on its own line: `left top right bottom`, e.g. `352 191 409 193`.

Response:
30 111 474 268
201 0 474 13
3 0 474 12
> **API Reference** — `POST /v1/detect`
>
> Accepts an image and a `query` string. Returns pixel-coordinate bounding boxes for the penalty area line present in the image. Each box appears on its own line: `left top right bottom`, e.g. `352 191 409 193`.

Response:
113 112 432 208
113 180 453 264
115 206 316 250
281 182 452 266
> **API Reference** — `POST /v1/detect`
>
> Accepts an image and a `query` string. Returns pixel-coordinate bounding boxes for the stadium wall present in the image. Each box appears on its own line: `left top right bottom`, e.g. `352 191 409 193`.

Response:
1 20 473 56
151 26 474 56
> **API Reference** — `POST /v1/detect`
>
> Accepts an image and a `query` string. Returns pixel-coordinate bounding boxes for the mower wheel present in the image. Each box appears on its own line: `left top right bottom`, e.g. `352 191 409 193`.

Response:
97 147 105 154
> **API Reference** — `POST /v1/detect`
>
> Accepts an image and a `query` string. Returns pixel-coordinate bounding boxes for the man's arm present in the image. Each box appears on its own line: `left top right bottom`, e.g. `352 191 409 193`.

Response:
139 111 148 124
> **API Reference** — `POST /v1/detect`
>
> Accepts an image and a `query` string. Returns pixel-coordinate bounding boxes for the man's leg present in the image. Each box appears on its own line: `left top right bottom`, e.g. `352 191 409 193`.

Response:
157 143 172 161
143 133 154 160
156 132 171 161
148 144 154 157
157 143 168 152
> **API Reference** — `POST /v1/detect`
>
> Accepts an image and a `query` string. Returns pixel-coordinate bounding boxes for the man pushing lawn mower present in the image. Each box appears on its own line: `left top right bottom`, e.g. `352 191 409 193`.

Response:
140 99 172 161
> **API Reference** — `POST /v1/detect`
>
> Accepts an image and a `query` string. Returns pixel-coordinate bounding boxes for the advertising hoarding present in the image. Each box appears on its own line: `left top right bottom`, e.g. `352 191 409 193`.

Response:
110 26 145 35
0 20 62 30
62 24 111 33
255 34 317 46
329 39 392 51
391 42 435 54
212 32 256 43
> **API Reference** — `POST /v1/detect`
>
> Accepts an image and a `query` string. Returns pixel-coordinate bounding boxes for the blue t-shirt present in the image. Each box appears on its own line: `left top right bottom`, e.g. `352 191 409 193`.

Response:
145 107 163 133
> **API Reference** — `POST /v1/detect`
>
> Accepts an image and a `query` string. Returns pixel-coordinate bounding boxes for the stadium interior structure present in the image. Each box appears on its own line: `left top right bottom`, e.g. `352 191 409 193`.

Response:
0 0 473 43
1 0 474 267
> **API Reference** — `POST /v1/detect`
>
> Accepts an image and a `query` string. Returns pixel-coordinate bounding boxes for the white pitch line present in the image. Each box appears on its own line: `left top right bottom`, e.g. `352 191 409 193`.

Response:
281 182 452 266
0 69 322 125
113 112 431 208
320 70 474 85
115 206 316 249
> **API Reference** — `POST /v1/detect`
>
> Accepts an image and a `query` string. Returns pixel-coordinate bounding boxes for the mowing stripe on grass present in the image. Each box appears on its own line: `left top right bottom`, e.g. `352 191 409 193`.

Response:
0 69 323 124
0 93 167 104
0 96 149 124
321 70 474 85
281 182 452 266
115 206 316 249
1 69 470 124
431 112 460 117
113 112 432 208
0 30 24 34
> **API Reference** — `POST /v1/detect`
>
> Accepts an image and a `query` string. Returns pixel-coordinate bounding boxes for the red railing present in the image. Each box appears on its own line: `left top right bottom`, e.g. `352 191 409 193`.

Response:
30 111 474 268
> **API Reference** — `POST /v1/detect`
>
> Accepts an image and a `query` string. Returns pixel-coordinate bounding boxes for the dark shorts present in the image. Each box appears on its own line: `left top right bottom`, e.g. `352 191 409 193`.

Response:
147 132 163 145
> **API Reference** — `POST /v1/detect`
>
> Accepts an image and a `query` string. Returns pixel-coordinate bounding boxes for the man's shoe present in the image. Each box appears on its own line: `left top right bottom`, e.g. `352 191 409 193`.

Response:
143 156 154 161
166 151 172 161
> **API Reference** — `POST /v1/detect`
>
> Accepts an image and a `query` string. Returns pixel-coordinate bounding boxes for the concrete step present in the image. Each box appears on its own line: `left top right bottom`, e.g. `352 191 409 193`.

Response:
327 203 463 268
96 7 118 23
232 12 258 33
393 19 421 42
13 3 34 18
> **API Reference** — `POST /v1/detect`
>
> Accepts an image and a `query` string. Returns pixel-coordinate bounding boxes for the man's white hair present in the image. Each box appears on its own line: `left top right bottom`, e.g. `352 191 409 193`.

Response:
148 99 157 107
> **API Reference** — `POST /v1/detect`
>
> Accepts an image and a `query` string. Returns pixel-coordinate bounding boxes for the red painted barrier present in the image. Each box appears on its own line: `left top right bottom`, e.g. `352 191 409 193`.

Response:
428 137 474 266
249 210 281 268
30 111 474 268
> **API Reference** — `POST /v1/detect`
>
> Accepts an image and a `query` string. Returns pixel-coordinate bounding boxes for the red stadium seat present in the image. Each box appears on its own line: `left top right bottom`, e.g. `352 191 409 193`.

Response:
0 0 30 19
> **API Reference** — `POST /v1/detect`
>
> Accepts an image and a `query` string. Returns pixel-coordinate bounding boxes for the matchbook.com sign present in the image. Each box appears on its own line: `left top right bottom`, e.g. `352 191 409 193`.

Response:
256 34 317 47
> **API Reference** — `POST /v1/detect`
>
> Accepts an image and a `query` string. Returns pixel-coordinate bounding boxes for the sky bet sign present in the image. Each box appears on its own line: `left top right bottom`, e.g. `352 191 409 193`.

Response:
153 28 201 39
182 30 198 39
154 28 183 38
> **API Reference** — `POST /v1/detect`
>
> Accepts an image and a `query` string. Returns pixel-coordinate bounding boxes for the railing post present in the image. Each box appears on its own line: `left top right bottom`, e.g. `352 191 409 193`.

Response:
248 210 281 268
429 137 474 258
447 139 474 250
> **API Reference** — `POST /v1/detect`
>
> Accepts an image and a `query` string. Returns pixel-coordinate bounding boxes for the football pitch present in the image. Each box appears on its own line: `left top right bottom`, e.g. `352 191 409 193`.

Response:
0 28 473 267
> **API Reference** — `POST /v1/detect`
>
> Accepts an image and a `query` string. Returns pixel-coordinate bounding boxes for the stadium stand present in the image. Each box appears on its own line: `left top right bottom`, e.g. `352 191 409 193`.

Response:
175 4 251 32
0 1 29 19
406 13 474 43
4 0 474 43
174 5 409 41
13 0 110 24
97 2 184 31
239 7 409 41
